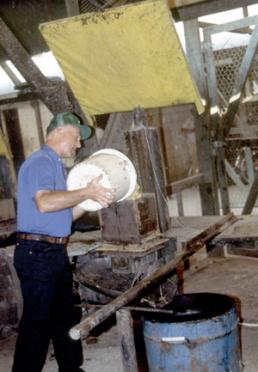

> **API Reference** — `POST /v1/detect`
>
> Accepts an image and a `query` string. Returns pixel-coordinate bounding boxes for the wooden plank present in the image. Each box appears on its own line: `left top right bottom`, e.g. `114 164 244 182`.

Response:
222 25 258 137
65 0 80 16
116 309 138 372
31 100 44 146
225 137 258 147
168 215 227 248
100 194 159 244
183 19 207 99
204 15 258 35
215 136 230 215
169 0 206 8
225 160 246 190
3 109 25 174
126 126 170 232
199 21 252 34
99 111 133 151
192 107 220 215
244 147 255 184
213 215 258 240
0 155 14 199
203 30 220 130
176 192 184 216
0 91 38 105
242 171 258 215
172 0 258 22
171 174 203 193
0 199 15 220
0 16 70 114
0 62 21 85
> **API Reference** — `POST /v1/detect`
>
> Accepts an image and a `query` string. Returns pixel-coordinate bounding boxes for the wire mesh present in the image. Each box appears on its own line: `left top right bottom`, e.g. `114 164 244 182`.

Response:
212 39 258 213
214 46 247 115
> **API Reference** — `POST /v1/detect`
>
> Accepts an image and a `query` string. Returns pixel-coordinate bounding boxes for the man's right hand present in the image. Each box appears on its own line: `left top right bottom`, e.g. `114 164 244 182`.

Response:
85 175 115 208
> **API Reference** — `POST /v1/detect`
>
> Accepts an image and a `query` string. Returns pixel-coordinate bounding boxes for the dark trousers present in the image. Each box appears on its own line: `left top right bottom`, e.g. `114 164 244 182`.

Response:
12 239 83 372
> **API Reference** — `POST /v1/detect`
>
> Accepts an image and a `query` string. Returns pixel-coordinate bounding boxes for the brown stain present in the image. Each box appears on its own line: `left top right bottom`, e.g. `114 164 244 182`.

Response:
80 10 124 26
138 196 158 235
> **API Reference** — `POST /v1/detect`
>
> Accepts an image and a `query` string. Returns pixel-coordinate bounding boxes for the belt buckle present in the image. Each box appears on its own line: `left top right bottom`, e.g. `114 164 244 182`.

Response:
56 237 63 244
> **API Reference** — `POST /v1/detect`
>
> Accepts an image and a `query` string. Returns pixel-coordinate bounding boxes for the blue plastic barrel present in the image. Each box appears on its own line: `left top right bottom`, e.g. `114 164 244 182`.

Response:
143 293 242 372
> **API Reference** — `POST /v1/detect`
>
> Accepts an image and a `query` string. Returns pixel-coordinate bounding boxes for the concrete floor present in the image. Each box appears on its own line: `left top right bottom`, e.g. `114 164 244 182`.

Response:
1 255 258 371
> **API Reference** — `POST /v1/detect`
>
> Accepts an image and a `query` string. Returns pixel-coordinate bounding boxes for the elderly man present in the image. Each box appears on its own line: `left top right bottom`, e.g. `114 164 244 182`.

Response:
12 112 114 372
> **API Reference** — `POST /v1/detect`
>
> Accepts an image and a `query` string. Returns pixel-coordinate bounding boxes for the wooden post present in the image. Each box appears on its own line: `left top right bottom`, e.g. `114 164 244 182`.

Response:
202 27 230 215
100 111 134 151
126 125 170 232
176 192 184 217
183 19 207 99
214 133 230 215
0 16 70 114
242 171 258 215
192 107 220 215
116 309 138 372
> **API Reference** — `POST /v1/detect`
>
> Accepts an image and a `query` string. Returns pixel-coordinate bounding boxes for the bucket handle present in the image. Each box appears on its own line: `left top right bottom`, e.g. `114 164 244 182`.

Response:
161 327 235 349
162 337 190 345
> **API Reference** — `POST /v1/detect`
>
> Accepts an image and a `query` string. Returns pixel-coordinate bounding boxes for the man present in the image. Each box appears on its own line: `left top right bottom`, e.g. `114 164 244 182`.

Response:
12 112 114 372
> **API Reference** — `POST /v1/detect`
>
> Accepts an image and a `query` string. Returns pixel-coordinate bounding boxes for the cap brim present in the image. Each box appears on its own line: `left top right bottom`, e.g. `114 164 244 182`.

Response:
80 125 92 140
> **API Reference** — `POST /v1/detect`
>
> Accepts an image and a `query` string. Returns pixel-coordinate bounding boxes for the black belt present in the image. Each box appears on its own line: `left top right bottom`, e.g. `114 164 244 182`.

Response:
17 233 69 245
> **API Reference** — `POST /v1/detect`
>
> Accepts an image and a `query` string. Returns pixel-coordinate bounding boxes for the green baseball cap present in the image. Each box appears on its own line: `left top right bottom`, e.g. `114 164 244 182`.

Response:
46 112 92 140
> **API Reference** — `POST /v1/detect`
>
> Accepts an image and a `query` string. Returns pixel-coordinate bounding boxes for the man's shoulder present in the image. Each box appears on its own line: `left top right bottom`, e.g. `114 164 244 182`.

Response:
21 148 56 172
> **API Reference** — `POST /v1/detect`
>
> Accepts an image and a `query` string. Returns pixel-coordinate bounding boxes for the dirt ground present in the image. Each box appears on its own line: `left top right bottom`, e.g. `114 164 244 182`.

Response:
1 255 258 372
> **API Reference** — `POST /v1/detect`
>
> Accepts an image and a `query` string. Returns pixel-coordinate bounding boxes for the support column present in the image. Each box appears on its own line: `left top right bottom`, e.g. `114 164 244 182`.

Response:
126 113 170 232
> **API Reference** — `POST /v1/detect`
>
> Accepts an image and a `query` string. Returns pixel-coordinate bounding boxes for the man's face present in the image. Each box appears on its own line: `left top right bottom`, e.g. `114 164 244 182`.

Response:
60 125 81 158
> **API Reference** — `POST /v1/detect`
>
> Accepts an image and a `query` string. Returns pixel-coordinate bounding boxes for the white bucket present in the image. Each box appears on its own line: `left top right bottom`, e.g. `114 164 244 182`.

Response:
67 148 137 211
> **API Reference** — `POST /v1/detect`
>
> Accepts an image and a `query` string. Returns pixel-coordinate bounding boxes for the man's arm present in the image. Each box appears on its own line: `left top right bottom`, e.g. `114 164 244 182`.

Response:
34 175 114 213
72 205 86 221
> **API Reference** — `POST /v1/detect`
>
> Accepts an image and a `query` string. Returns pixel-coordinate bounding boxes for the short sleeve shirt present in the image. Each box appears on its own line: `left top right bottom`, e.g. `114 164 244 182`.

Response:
17 145 72 237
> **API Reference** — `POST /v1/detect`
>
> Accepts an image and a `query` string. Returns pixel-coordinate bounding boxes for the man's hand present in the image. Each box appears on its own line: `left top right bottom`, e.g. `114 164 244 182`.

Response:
35 175 114 213
85 175 115 208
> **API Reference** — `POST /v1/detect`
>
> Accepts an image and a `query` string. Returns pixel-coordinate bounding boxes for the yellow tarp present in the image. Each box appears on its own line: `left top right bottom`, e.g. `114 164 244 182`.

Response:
40 0 204 116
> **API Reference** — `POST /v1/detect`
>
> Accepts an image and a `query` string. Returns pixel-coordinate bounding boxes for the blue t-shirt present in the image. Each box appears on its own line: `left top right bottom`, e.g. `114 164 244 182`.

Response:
17 145 72 237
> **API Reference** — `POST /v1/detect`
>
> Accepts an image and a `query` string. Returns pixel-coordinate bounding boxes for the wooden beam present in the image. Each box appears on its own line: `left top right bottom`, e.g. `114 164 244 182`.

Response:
176 192 184 216
0 16 70 114
203 15 258 35
0 62 21 86
116 309 138 372
198 21 252 34
225 160 246 191
242 172 258 215
126 125 170 232
214 136 230 215
183 19 207 100
192 106 220 215
65 0 80 16
222 25 258 137
169 0 206 8
99 111 133 151
0 92 38 105
203 29 220 135
244 147 255 184
170 174 203 193
31 100 45 146
172 0 258 22
225 137 258 147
